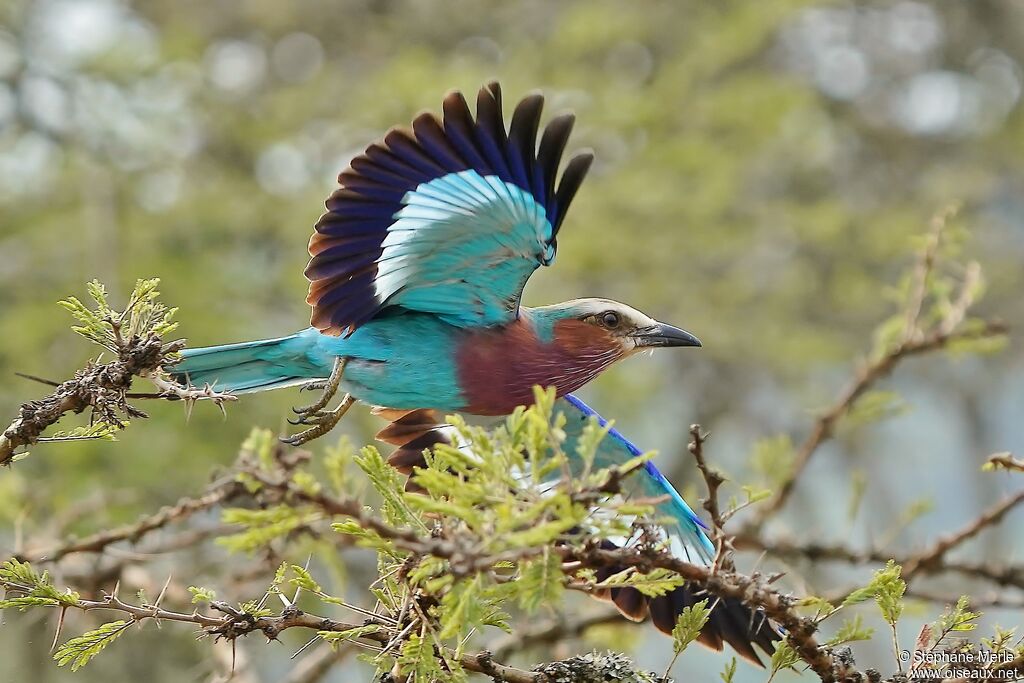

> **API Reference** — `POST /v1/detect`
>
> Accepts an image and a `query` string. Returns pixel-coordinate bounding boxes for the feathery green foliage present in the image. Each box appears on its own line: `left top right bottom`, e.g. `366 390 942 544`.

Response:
59 278 178 354
54 621 132 672
665 598 711 675
0 559 80 610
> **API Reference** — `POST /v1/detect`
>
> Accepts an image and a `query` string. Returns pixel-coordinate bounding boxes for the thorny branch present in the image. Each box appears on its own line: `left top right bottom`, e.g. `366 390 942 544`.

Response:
0 333 178 466
688 424 725 535
0 336 234 467
0 577 545 683
16 478 247 564
745 210 1008 531
986 452 1024 474
744 318 1007 531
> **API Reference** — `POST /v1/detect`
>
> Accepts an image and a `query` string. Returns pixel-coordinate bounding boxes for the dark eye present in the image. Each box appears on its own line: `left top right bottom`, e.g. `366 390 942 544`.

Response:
600 311 620 328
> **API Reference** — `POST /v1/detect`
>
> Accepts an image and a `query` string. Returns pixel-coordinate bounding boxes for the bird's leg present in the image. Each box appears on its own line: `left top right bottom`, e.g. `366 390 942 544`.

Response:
298 379 327 392
291 356 346 416
281 393 356 447
281 357 354 447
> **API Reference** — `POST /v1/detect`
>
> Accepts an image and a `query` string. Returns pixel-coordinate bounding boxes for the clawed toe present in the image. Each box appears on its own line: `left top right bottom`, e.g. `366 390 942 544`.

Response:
280 395 356 447
289 357 346 417
282 357 352 446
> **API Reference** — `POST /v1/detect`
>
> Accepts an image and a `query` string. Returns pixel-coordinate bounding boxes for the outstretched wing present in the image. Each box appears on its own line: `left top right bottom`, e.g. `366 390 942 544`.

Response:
558 394 716 564
558 395 780 665
373 397 780 665
306 82 594 336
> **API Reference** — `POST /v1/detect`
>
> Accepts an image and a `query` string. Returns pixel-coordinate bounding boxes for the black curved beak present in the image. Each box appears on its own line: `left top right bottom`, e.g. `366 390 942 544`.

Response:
633 322 702 348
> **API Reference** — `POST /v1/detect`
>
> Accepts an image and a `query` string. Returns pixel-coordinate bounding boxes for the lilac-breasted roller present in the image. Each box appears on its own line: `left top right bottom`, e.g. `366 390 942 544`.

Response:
172 83 779 663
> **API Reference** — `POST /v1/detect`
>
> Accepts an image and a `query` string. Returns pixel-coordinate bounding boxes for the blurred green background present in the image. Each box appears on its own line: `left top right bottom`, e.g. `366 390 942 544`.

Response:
1 0 1022 681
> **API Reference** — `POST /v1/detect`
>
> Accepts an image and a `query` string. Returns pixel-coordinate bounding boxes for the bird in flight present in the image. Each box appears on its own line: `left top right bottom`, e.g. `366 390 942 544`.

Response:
171 82 778 663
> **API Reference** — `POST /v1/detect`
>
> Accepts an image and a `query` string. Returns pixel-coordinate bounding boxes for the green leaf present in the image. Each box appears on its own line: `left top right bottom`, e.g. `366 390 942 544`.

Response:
439 575 483 640
719 657 737 683
517 551 564 612
874 562 906 626
397 633 449 682
0 559 79 609
843 391 909 431
0 595 63 609
355 446 422 529
672 598 711 655
0 558 43 586
825 614 874 646
288 565 322 594
840 560 906 618
769 641 800 676
54 621 132 671
319 624 382 645
219 505 315 553
595 567 686 598
44 422 123 442
188 586 216 604
932 595 980 639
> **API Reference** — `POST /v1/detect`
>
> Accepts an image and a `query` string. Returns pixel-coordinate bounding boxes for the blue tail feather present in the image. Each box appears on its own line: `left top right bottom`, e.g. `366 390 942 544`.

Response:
172 334 325 394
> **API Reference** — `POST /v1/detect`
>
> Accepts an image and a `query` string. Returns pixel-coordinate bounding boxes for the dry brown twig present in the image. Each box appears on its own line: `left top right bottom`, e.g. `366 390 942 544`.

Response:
901 488 1024 581
0 334 234 467
985 452 1024 474
744 208 1007 532
17 478 247 564
744 318 1006 533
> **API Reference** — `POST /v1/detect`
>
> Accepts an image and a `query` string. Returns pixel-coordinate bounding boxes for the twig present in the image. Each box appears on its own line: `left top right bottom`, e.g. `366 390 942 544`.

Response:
985 453 1024 474
688 424 725 534
0 334 188 466
744 319 1007 531
902 489 1024 581
557 543 840 682
491 611 624 661
0 582 544 683
19 479 245 563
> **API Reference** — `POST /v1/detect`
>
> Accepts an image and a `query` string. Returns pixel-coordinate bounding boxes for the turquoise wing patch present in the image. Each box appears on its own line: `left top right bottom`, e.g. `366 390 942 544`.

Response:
305 82 593 335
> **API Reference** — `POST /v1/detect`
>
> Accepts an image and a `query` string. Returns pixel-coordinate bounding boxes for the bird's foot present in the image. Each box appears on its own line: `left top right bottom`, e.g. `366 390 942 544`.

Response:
282 357 352 447
291 356 346 416
280 394 356 447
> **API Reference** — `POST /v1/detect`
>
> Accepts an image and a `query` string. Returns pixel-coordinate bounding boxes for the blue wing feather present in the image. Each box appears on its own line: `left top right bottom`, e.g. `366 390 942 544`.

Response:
305 82 593 336
559 394 716 564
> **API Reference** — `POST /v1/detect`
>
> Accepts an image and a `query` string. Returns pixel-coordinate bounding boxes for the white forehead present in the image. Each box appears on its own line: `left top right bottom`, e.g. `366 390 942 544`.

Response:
561 298 659 325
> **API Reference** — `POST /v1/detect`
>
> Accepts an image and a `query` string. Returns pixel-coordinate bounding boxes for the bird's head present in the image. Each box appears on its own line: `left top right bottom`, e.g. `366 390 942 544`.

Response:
530 298 701 357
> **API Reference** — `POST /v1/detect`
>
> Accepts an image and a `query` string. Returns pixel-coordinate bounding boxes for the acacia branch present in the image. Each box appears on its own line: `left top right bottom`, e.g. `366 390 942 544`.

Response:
235 464 848 680
0 334 178 466
688 424 725 534
0 336 234 467
986 453 1024 473
19 478 246 563
902 488 1024 581
734 529 1024 593
557 542 840 682
745 319 1007 531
